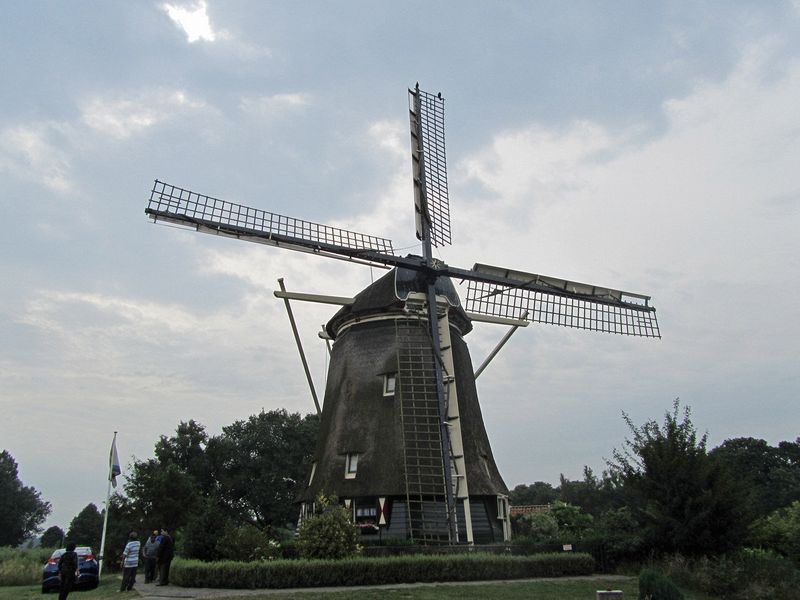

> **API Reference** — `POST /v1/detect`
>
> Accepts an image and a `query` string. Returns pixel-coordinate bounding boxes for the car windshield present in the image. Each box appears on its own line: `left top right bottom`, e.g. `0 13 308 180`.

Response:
50 547 93 559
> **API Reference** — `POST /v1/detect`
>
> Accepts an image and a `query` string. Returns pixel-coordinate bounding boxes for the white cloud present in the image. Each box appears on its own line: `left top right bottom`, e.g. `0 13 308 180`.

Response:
452 38 800 426
367 120 407 159
239 93 312 121
0 123 72 192
81 89 208 139
161 0 224 43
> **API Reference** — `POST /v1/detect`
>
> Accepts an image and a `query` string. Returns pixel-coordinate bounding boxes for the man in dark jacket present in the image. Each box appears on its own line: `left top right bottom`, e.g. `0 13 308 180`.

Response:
57 541 78 600
143 530 160 583
155 528 174 586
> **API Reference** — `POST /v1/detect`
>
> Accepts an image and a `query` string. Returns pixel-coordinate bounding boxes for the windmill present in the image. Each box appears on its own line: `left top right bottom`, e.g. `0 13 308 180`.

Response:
145 84 660 545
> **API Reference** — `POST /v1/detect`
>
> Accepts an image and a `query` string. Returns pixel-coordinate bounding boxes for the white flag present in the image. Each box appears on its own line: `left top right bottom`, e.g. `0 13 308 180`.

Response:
110 437 121 488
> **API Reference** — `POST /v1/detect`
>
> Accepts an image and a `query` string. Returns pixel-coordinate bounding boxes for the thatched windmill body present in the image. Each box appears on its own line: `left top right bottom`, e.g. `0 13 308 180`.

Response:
145 85 660 544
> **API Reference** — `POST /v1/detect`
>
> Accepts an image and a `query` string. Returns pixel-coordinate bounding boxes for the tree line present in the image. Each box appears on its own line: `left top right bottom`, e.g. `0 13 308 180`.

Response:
509 400 800 563
3 400 799 568
1 409 318 564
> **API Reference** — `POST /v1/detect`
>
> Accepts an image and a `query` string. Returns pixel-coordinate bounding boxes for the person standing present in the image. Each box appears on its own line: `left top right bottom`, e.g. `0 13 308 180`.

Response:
155 528 174 586
57 541 79 600
119 531 140 592
143 530 160 583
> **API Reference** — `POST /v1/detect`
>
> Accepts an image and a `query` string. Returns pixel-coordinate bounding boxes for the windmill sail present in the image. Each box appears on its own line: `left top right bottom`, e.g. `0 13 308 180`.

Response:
145 180 394 261
409 86 451 247
465 263 660 338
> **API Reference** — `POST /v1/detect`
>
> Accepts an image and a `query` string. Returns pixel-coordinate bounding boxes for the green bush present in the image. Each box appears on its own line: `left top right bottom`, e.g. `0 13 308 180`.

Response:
0 547 51 586
514 512 559 542
215 523 280 562
661 549 800 600
638 568 684 600
550 501 594 539
171 551 594 589
751 500 800 564
295 494 359 560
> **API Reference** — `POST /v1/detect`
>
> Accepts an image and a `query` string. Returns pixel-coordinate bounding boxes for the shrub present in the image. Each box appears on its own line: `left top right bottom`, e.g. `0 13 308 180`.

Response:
171 551 594 589
751 500 800 564
295 494 359 560
638 568 684 600
659 550 800 600
215 524 280 562
515 512 559 542
550 501 593 539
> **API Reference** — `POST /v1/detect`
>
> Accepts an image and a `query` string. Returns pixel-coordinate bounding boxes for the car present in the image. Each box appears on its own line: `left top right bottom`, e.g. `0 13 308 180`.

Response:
41 546 99 594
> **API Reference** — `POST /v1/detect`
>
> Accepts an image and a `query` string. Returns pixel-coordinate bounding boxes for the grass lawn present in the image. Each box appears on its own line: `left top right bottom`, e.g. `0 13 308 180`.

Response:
219 577 721 599
0 575 124 600
223 578 641 599
0 575 721 599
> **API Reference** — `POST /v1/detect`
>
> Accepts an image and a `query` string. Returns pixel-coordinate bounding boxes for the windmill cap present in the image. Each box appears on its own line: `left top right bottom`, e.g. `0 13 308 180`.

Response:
326 264 472 339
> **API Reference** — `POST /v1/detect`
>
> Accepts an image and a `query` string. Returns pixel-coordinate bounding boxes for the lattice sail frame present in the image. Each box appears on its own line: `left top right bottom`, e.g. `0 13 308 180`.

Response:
465 267 661 338
146 180 394 254
409 87 451 248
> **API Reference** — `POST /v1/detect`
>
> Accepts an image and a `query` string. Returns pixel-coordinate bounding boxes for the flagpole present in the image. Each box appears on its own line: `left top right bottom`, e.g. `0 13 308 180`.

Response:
98 431 118 579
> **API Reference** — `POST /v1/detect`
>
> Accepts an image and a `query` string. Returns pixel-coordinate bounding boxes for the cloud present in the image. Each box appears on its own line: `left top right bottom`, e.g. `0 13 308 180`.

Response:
449 37 800 452
239 93 312 120
0 123 72 192
81 89 208 139
161 0 224 43
367 120 407 159
0 87 211 192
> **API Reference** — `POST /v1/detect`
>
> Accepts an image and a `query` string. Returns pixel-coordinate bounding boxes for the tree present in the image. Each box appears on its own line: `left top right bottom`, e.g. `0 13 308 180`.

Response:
154 420 214 492
558 467 622 517
208 409 319 528
67 503 103 551
711 437 800 519
40 525 65 548
508 482 558 506
591 506 644 562
608 399 747 556
0 450 51 546
102 494 142 571
125 459 200 532
180 498 230 561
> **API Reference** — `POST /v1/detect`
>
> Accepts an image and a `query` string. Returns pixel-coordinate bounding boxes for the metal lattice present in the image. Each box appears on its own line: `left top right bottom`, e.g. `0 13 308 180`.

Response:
146 180 394 253
396 318 451 544
413 88 451 247
466 280 661 338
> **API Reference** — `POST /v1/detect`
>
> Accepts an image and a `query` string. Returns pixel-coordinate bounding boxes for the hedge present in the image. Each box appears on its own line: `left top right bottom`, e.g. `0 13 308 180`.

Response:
171 552 594 589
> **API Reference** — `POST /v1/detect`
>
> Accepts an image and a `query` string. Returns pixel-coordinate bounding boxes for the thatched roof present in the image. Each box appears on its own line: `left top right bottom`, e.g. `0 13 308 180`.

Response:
298 266 506 503
326 262 473 338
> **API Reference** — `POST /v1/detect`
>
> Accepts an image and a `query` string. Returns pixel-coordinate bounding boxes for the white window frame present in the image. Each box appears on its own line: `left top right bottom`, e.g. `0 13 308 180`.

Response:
308 462 316 486
383 373 397 396
345 453 358 479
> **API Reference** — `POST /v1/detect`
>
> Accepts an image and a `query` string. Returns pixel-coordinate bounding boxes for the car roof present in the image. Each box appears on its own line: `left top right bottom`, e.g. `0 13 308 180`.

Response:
51 547 93 556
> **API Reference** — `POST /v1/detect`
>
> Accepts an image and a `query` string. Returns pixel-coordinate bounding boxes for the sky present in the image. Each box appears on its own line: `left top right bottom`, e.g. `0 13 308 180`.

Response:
1 1 798 534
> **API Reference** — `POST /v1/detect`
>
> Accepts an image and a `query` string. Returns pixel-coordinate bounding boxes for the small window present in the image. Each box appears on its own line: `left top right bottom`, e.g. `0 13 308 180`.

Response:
308 462 316 486
356 507 377 518
497 495 509 520
345 453 358 479
383 373 396 396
